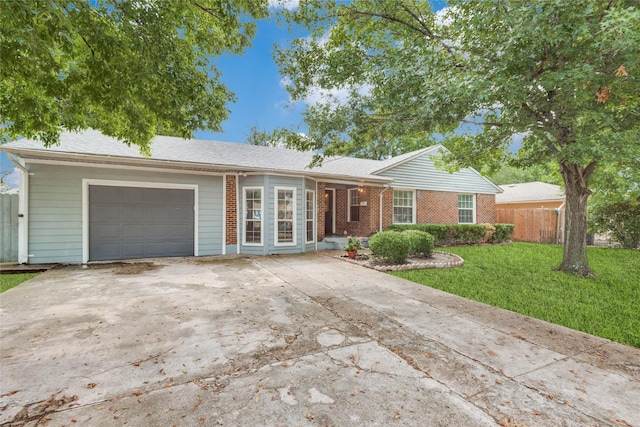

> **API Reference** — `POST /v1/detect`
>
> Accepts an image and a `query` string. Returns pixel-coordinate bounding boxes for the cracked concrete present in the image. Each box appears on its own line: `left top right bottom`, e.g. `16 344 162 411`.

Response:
1 252 638 426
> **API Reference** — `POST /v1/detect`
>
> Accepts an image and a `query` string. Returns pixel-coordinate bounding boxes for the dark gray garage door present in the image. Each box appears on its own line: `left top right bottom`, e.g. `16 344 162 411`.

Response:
89 186 194 261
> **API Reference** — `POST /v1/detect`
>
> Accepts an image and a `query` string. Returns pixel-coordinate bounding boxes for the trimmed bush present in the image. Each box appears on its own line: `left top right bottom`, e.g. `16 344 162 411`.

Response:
387 223 484 246
387 223 514 246
403 230 435 257
491 224 515 243
369 231 410 264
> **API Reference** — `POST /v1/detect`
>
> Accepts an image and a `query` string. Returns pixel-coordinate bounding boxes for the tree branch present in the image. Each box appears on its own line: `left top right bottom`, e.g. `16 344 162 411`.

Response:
461 119 504 127
192 1 223 21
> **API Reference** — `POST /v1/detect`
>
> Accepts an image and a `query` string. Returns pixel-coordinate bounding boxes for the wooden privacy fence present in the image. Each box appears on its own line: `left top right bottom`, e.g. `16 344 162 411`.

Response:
1 193 19 262
496 208 564 244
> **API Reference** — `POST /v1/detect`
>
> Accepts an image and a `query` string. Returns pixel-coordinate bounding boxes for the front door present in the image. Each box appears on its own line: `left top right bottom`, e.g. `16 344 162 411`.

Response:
324 189 334 235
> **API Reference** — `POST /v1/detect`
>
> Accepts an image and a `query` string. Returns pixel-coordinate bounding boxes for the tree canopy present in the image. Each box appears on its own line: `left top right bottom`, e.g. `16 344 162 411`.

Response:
0 0 268 152
274 0 640 275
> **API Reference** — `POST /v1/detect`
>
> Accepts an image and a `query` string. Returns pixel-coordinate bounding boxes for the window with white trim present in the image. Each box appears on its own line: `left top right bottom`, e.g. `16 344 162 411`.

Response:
393 190 414 223
275 187 296 245
244 187 263 245
305 190 315 243
348 188 360 222
458 194 475 223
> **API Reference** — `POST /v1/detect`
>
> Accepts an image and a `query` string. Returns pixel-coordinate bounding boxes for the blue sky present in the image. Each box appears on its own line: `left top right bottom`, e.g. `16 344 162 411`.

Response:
196 15 307 143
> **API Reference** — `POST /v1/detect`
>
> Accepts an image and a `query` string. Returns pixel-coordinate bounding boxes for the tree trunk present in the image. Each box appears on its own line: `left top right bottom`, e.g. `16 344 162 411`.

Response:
558 161 595 276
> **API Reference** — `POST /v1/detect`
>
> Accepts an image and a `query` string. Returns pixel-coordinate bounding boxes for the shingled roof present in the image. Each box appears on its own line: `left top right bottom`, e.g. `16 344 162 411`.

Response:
496 181 564 203
1 129 391 183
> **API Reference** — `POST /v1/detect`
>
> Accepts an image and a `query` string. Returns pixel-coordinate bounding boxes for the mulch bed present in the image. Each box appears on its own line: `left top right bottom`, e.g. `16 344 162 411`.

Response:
337 251 464 271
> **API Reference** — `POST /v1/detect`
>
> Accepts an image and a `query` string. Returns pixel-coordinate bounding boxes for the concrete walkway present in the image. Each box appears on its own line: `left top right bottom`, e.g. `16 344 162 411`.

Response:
1 253 638 426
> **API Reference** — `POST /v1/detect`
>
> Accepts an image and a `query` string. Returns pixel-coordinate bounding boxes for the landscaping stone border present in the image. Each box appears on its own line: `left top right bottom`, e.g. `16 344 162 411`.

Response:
338 251 464 271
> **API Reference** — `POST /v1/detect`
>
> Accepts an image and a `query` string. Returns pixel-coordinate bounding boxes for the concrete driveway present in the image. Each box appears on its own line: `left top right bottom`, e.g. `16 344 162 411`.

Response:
1 253 638 426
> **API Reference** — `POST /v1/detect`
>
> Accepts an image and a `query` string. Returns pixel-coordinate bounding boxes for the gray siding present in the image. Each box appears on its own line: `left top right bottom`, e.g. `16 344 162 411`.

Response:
238 175 306 255
376 152 499 194
26 163 223 264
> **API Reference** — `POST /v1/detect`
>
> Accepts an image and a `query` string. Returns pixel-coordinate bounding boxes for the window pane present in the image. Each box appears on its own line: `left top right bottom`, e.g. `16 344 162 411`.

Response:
245 188 262 244
458 194 474 223
306 222 314 241
278 221 293 242
393 190 413 223
350 205 360 222
277 188 295 244
306 191 315 243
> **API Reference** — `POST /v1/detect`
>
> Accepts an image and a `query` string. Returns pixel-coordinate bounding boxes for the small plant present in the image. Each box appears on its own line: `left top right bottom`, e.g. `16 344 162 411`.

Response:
403 230 435 257
343 236 363 253
369 231 410 264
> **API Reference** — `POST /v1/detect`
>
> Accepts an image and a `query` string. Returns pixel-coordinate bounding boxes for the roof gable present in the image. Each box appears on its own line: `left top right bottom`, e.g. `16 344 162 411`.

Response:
372 145 502 194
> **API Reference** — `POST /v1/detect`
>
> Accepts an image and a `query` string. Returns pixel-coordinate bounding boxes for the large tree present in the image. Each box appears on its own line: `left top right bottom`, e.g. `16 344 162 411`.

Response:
0 0 268 152
275 0 640 276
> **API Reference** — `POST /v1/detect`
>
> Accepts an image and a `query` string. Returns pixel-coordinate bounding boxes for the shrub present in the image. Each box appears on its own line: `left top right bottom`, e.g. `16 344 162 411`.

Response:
491 224 515 243
386 223 487 246
589 199 640 249
403 230 435 257
369 231 410 264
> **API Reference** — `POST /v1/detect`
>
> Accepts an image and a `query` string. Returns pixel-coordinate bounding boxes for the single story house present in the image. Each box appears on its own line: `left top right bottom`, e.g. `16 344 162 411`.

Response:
1 129 501 264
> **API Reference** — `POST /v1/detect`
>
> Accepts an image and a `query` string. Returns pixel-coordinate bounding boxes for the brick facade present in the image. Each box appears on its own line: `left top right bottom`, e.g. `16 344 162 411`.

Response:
416 190 459 223
476 193 496 223
321 185 497 238
316 182 326 242
225 175 237 245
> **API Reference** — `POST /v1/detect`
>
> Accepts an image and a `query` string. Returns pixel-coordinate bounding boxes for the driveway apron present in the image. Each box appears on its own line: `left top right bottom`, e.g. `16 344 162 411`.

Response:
1 253 638 426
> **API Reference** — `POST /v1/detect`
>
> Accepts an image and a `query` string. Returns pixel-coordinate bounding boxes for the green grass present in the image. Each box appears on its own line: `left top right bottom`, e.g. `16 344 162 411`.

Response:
391 243 640 348
0 273 39 293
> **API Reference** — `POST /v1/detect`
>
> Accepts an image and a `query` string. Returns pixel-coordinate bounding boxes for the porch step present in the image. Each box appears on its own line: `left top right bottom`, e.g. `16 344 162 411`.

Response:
323 236 347 250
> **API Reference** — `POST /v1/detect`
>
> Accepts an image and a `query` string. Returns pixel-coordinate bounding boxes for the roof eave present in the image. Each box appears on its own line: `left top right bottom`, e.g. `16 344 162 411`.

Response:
2 147 392 185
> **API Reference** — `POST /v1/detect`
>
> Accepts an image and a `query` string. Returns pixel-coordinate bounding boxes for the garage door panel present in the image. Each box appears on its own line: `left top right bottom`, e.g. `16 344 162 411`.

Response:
128 205 147 222
94 243 124 260
92 205 122 223
168 241 193 254
94 224 122 240
90 185 195 261
167 224 192 236
122 243 146 258
122 224 145 239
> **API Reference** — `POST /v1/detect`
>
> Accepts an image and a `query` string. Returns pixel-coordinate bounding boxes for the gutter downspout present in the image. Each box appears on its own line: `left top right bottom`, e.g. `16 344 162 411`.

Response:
9 156 29 264
236 173 240 255
379 184 391 232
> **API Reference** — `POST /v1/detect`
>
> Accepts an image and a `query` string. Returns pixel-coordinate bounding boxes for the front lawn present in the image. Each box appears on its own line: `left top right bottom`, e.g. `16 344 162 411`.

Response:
0 273 39 293
391 243 640 348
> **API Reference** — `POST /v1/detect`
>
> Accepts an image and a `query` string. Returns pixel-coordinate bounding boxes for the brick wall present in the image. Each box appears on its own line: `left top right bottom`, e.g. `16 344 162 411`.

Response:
316 182 326 241
476 193 496 223
335 189 348 235
225 175 237 245
416 190 459 223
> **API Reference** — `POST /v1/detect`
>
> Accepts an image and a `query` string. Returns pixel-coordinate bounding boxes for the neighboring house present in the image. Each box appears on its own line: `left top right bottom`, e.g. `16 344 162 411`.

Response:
495 181 565 243
496 181 565 210
0 129 501 264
